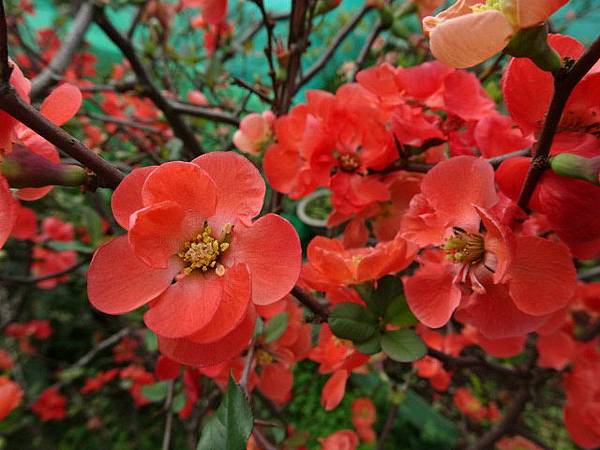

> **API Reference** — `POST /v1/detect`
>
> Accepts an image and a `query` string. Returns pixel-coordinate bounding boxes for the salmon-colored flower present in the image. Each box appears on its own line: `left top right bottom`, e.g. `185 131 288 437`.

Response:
302 232 416 292
496 435 543 450
402 156 577 338
0 377 22 421
423 0 567 68
87 152 301 367
233 111 275 156
319 429 359 450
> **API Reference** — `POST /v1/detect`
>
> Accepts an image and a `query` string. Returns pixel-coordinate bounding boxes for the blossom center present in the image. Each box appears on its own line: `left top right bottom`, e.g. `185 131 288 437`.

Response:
256 348 274 366
443 230 485 264
178 224 232 276
338 153 360 172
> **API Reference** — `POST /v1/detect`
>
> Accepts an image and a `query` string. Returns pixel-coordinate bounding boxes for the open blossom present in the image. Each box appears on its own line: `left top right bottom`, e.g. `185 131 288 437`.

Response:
401 156 577 339
31 387 67 421
88 152 301 367
319 429 359 450
423 0 567 68
301 232 416 292
233 111 275 156
0 377 22 421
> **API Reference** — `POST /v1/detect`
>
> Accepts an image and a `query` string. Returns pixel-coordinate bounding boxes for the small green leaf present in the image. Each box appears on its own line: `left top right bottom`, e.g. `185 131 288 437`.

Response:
362 276 405 317
329 303 378 343
381 329 426 362
263 312 289 343
384 295 417 327
141 381 169 402
197 376 253 450
45 240 93 254
172 393 186 413
355 333 382 355
144 330 158 352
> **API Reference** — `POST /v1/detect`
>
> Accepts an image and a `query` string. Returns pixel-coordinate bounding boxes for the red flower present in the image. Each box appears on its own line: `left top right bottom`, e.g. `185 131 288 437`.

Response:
0 377 22 421
453 387 487 422
351 398 376 443
31 387 67 421
402 156 577 338
88 152 301 367
496 435 543 450
319 429 359 450
301 232 416 291
563 344 600 449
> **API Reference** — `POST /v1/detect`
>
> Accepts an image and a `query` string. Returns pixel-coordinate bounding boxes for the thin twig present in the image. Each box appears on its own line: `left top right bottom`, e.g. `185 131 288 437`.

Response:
427 348 529 379
0 259 88 284
162 380 175 450
376 403 399 450
578 265 600 281
352 19 384 80
299 5 372 88
0 0 11 83
95 8 204 159
169 100 240 126
30 1 94 100
240 336 256 395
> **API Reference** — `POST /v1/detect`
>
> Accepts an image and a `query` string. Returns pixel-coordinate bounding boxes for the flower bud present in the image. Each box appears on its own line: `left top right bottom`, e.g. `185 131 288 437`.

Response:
550 153 600 185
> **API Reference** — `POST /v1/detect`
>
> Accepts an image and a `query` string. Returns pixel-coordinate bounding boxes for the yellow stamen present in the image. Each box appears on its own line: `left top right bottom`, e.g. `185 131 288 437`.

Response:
443 230 485 265
178 223 232 276
256 348 274 366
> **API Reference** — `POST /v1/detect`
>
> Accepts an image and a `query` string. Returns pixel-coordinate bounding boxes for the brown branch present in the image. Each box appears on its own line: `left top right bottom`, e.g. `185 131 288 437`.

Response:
298 5 372 88
232 76 273 105
467 387 530 450
291 286 330 322
0 258 88 284
0 0 10 83
169 100 240 126
478 51 506 83
161 380 175 450
376 403 399 450
29 1 94 100
84 112 163 134
351 19 384 80
0 85 125 188
427 348 529 379
578 265 600 281
516 35 600 210
94 8 204 159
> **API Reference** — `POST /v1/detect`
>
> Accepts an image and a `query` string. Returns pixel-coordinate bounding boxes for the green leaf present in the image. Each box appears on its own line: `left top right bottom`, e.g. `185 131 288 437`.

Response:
197 376 253 450
384 295 417 327
45 240 93 254
141 381 169 402
355 332 382 355
381 329 426 362
368 276 404 317
328 303 378 343
172 393 186 413
263 312 289 343
144 330 158 352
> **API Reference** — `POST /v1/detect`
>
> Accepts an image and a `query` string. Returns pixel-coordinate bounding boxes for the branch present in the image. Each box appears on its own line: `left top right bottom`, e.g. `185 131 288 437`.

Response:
169 100 240 126
516 35 600 210
427 348 529 379
467 387 530 450
0 0 10 83
29 2 94 100
84 112 163 134
0 85 125 188
578 265 600 281
376 403 399 450
161 380 175 450
351 19 384 80
291 286 330 322
94 8 204 159
298 5 372 88
0 259 88 284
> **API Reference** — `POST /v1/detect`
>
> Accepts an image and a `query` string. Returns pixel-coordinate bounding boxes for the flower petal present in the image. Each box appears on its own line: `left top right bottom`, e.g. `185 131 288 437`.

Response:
87 235 181 314
141 161 217 217
429 10 512 69
40 83 82 126
230 214 301 305
158 306 256 367
188 263 251 344
509 236 576 316
111 166 156 230
321 369 349 411
128 201 200 268
0 177 18 249
144 272 222 339
192 151 265 230
403 257 462 329
422 156 498 235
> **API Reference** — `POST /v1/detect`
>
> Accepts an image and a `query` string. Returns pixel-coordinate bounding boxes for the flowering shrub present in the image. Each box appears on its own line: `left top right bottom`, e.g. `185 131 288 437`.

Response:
0 1 598 449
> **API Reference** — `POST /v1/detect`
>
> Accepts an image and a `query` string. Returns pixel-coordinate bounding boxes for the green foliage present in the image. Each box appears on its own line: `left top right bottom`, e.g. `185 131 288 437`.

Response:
197 377 253 450
329 303 378 343
263 312 289 343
